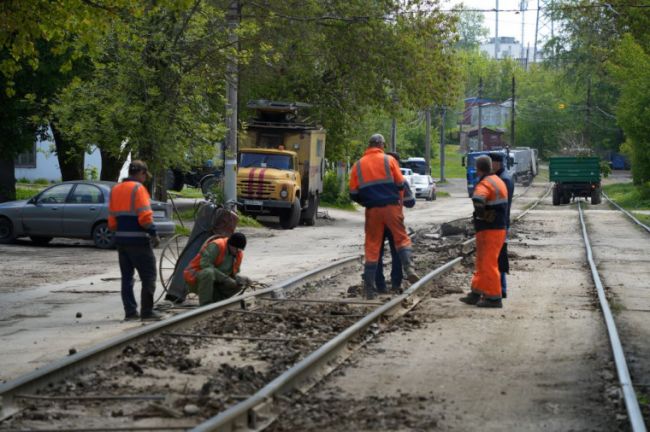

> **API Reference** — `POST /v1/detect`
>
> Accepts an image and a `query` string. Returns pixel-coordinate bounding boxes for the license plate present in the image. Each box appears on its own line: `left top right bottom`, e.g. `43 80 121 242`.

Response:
154 210 166 218
244 200 263 206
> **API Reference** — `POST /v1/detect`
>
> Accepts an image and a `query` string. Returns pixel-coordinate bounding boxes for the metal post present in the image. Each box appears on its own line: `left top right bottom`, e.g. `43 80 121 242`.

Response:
495 0 499 59
478 78 483 151
533 0 540 63
391 118 397 153
425 108 431 175
511 75 515 149
224 0 239 204
520 1 527 61
440 106 446 182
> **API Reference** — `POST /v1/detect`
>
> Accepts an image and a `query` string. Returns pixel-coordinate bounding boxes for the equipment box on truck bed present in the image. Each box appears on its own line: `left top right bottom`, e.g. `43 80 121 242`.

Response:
549 156 601 205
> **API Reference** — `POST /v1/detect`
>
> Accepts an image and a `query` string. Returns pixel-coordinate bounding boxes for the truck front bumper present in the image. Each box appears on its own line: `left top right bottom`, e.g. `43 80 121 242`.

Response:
238 199 292 214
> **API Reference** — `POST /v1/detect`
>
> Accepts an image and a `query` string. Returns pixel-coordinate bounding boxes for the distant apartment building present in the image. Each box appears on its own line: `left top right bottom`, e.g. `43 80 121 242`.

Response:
479 36 543 66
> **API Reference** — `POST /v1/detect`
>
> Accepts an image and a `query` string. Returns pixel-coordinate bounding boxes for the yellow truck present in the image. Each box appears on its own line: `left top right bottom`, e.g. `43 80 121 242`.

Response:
237 100 325 229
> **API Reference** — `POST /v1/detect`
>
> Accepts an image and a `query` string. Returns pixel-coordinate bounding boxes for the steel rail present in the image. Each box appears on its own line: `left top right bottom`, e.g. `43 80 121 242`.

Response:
0 255 360 419
192 256 463 432
603 192 650 234
578 202 647 432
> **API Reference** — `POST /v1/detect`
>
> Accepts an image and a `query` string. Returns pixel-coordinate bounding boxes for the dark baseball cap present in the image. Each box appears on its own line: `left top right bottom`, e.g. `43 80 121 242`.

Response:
129 160 152 178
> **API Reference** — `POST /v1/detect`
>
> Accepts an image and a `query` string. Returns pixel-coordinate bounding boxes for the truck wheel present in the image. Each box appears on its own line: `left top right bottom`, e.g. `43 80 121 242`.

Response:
301 194 318 226
552 186 561 206
280 198 301 229
200 175 221 197
591 188 602 205
562 193 571 205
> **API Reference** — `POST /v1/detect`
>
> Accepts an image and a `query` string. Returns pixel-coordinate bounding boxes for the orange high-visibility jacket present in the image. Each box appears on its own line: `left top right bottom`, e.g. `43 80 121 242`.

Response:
349 147 405 208
472 174 508 231
183 237 243 286
108 179 155 245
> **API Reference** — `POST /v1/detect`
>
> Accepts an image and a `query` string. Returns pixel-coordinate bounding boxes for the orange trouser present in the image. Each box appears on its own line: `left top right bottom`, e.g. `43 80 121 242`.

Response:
471 229 506 299
364 205 411 264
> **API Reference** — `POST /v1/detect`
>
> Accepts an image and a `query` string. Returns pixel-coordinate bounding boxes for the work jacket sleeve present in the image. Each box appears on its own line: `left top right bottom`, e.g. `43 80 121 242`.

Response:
134 186 156 235
472 180 490 217
348 162 361 203
403 183 416 208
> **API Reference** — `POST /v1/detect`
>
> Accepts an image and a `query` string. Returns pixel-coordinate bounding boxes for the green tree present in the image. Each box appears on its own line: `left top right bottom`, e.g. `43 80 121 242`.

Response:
455 3 489 50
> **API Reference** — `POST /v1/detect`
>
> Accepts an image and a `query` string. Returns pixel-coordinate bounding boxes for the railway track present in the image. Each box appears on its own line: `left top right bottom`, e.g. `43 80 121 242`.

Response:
0 183 548 432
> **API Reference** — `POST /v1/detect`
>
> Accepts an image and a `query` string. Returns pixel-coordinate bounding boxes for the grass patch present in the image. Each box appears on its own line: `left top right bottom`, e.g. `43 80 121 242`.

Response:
169 187 204 199
175 224 191 236
238 214 262 227
320 200 356 211
636 213 650 226
431 144 465 179
603 183 650 210
16 184 46 200
436 190 450 198
174 208 197 221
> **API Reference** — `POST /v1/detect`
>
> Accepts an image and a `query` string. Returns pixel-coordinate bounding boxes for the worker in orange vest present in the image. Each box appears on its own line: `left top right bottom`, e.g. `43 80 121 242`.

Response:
349 134 420 300
183 232 247 305
459 155 508 308
108 160 162 321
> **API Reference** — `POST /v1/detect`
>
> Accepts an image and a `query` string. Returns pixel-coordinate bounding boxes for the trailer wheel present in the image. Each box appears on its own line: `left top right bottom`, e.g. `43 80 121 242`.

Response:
591 188 602 205
280 198 301 229
552 186 561 206
562 193 571 205
301 194 318 226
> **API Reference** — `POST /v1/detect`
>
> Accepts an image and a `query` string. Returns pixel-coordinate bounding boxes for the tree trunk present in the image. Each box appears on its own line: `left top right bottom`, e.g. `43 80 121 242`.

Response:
0 157 16 203
99 147 124 182
51 123 84 181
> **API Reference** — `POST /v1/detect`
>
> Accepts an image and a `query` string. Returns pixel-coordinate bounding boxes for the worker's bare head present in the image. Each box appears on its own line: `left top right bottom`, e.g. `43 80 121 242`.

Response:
475 155 492 177
368 134 386 148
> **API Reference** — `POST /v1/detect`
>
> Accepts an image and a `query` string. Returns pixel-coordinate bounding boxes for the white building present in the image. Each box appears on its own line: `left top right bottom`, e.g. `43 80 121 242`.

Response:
470 99 513 128
480 36 524 60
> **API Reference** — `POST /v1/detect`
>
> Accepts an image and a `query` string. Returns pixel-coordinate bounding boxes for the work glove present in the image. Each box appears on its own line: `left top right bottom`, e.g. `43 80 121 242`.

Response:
235 274 252 287
150 234 161 248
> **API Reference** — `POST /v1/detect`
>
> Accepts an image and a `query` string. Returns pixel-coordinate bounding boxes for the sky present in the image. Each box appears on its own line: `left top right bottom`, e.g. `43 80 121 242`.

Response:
444 0 545 49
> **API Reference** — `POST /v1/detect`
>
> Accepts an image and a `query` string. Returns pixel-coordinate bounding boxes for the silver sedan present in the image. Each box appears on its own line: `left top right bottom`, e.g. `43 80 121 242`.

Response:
0 181 175 248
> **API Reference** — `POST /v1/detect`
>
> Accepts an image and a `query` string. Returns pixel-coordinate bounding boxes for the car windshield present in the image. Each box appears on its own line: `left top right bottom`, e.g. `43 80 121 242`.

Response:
240 153 293 170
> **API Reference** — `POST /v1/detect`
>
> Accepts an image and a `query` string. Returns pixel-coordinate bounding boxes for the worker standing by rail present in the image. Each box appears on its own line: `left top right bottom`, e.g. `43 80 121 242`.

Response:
349 134 420 300
108 160 162 321
459 155 508 308
183 232 248 305
375 151 416 294
490 152 514 299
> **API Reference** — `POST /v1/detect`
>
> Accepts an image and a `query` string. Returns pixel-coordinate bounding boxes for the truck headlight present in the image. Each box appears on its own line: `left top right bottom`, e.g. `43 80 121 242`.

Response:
280 187 288 199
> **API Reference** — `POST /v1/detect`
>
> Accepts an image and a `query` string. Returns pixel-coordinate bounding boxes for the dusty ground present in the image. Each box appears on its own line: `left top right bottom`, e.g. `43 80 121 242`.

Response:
271 193 642 431
4 176 644 430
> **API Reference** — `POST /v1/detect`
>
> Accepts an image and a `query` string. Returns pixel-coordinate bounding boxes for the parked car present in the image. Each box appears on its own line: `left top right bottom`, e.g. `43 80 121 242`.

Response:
400 168 414 187
411 174 436 201
0 181 175 248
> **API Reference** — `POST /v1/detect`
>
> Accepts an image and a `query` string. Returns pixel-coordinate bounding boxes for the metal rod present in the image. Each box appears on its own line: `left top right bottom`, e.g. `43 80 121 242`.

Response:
11 427 195 432
225 309 283 317
164 332 325 343
257 298 382 306
578 203 647 432
16 394 165 401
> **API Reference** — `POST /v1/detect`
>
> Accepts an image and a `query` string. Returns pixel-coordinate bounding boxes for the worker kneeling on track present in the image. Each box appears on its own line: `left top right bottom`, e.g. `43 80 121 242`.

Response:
349 133 420 300
459 155 508 308
183 232 249 306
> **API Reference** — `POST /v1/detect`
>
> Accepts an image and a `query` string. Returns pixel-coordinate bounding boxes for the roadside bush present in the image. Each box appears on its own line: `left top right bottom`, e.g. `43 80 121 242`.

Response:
33 178 50 185
321 170 353 209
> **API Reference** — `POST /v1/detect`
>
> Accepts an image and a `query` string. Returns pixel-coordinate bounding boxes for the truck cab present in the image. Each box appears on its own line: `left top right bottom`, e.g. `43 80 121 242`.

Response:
237 100 325 229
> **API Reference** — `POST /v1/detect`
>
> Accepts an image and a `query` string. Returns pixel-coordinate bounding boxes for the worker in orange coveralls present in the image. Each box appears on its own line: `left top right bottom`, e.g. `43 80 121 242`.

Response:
459 155 508 308
349 133 420 300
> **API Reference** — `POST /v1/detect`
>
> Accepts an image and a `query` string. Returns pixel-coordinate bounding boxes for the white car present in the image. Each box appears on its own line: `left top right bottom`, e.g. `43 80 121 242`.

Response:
411 174 436 201
400 168 414 186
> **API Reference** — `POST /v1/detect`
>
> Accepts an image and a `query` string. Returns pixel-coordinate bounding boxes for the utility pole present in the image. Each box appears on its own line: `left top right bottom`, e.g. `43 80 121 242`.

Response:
391 118 397 153
478 77 483 151
425 108 431 175
585 78 591 147
520 1 527 62
440 106 447 182
495 0 500 59
511 75 516 149
533 0 540 63
224 0 239 203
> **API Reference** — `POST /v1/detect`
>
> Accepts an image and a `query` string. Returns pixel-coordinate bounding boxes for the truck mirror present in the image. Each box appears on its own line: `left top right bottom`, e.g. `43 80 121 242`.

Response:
461 156 466 167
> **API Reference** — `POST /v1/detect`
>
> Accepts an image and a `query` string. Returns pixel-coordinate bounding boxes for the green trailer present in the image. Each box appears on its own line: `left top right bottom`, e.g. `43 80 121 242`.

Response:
549 156 601 206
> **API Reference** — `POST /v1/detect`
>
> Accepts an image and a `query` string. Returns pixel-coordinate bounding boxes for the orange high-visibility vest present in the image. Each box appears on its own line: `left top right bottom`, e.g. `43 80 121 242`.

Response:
108 179 155 245
183 237 243 286
349 147 405 208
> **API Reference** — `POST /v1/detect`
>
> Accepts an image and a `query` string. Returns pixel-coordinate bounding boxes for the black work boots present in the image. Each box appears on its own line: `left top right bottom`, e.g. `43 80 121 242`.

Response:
459 292 503 308
459 292 481 305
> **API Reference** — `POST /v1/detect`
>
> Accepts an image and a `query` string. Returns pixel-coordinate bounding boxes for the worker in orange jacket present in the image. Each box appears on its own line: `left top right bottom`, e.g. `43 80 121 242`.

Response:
349 134 420 300
183 232 247 305
108 160 162 321
459 155 508 308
